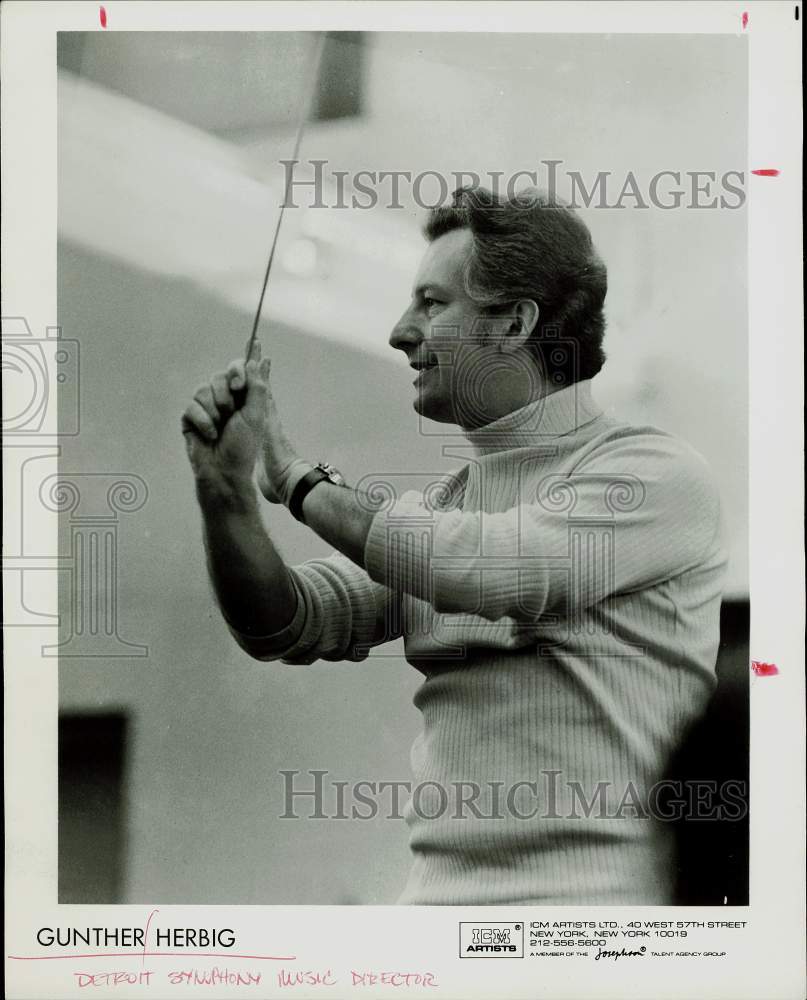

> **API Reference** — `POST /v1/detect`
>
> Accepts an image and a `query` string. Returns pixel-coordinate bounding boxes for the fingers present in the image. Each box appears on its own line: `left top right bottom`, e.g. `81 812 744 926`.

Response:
229 342 263 391
227 359 246 392
245 358 267 388
192 383 222 432
182 400 218 442
210 372 235 418
184 344 269 441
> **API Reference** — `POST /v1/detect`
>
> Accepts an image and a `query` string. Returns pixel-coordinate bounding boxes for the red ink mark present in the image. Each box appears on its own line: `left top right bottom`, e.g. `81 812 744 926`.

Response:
142 908 158 966
751 168 780 176
741 11 748 28
751 660 779 676
99 6 107 28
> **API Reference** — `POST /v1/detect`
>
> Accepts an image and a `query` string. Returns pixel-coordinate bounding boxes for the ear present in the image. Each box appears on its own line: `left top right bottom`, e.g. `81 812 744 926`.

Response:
499 299 540 354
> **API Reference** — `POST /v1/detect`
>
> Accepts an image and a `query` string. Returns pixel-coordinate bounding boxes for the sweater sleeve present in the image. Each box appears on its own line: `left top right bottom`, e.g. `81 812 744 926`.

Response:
362 433 724 623
227 551 402 664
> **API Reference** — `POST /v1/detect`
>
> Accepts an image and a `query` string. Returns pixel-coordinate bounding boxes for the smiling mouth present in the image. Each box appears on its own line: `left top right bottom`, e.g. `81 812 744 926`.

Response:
410 352 439 377
413 368 435 387
411 359 438 386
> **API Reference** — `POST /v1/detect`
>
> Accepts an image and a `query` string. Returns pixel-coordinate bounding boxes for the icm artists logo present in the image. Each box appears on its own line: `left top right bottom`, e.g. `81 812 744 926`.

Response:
459 922 524 958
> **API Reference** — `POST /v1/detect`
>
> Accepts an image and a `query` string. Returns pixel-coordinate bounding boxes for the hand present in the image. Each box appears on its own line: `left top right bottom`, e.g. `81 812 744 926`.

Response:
181 341 269 487
251 348 309 505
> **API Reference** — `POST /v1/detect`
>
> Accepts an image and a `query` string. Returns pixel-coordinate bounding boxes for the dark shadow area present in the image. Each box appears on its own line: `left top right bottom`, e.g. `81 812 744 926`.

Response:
59 712 129 903
314 32 365 121
669 600 750 905
57 31 365 133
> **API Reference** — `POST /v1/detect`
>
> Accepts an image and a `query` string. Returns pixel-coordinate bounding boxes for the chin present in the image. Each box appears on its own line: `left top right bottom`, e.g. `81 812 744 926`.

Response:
412 390 453 425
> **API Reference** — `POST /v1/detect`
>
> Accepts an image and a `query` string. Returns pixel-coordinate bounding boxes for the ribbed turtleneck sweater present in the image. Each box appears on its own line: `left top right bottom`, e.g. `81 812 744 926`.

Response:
233 379 728 905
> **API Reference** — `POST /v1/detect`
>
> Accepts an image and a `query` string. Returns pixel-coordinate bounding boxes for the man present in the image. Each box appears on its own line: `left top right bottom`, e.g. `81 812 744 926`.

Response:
182 186 728 905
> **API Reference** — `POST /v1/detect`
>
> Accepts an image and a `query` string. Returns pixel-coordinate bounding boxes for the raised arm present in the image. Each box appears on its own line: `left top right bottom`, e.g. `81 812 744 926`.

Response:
182 344 402 662
263 404 725 625
182 348 301 638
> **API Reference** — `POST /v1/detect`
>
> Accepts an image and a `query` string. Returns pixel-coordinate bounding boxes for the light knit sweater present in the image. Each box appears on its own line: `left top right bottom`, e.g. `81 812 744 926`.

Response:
233 379 728 905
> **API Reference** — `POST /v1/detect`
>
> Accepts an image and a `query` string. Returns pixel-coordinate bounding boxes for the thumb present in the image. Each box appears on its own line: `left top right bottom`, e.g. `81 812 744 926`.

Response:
241 359 267 425
244 338 262 363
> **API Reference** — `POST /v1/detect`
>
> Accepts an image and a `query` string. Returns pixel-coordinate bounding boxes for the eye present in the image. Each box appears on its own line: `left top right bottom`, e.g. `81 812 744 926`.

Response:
423 296 444 314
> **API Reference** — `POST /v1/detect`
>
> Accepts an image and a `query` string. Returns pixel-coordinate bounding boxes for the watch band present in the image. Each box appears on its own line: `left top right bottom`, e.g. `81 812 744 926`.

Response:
288 467 330 524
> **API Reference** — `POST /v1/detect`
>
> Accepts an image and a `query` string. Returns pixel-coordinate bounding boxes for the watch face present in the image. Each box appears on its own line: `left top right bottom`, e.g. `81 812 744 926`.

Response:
317 462 346 486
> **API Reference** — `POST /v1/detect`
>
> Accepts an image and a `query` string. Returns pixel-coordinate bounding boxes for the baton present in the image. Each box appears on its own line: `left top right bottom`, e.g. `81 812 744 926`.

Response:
245 32 328 362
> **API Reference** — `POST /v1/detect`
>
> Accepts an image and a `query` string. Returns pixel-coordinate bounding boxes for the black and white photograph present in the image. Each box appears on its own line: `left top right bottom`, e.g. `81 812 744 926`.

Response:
3 3 804 999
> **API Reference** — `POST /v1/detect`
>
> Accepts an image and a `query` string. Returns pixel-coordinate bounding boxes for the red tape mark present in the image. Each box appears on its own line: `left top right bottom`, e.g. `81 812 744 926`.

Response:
100 6 107 28
742 11 748 29
751 168 780 176
751 660 779 677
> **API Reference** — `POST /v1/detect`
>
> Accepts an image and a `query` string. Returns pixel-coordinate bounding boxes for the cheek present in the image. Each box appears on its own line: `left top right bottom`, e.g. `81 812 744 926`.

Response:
426 317 462 352
432 297 485 332
448 344 498 391
427 308 487 360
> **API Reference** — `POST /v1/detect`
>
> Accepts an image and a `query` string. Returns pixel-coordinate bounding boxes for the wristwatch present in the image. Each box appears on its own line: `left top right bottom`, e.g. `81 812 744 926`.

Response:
289 462 346 524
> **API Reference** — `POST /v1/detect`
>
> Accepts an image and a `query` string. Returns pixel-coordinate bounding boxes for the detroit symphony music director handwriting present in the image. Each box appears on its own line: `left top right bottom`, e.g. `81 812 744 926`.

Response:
181 187 728 905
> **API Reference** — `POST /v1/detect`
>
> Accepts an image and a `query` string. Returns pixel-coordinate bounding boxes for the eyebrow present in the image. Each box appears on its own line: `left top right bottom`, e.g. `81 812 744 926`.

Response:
412 282 452 300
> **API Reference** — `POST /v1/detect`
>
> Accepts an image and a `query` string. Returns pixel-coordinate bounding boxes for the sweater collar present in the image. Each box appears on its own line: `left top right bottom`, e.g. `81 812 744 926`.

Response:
463 378 603 457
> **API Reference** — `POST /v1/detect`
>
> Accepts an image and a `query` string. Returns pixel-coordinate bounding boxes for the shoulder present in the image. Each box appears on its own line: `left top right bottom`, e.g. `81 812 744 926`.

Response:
577 417 718 487
561 418 723 536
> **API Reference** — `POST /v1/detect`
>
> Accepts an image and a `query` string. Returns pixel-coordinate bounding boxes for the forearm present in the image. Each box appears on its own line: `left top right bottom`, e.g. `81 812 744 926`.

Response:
298 480 375 567
295 439 726 625
301 481 491 616
196 472 297 636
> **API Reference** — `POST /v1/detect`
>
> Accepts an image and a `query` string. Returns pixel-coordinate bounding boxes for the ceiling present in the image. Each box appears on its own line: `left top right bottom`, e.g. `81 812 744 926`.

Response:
56 31 365 139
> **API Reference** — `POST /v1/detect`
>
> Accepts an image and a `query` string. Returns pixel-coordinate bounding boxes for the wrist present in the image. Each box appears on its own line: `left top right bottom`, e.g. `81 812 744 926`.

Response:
195 469 258 511
276 458 316 508
287 461 347 524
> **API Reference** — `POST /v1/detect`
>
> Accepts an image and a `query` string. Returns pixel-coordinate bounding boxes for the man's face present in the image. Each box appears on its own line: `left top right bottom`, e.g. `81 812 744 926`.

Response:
389 228 510 428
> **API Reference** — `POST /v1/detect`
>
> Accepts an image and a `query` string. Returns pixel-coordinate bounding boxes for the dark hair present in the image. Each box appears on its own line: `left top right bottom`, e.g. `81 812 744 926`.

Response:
424 186 607 385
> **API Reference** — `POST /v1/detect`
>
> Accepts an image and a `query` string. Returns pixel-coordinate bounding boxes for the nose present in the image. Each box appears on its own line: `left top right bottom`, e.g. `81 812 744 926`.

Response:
389 303 423 356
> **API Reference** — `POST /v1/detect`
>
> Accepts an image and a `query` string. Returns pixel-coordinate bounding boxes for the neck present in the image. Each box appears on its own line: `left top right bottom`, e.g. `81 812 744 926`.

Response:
455 374 564 431
461 377 603 457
